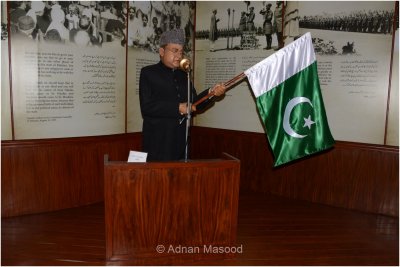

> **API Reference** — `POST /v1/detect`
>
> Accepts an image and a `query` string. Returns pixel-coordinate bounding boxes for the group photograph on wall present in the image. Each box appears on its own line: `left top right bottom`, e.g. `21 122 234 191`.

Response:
195 1 285 52
8 1 127 48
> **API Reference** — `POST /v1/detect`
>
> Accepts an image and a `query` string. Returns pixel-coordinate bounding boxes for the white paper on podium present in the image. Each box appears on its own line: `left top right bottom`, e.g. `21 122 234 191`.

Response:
127 150 147 163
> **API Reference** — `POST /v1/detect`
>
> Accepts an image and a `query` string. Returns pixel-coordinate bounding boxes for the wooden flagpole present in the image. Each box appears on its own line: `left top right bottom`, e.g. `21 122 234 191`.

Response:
192 72 247 107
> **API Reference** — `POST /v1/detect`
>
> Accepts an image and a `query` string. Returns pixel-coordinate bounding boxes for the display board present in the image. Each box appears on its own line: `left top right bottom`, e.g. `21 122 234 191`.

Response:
194 1 397 145
386 29 399 146
298 1 395 144
2 1 398 146
7 1 126 139
1 1 12 140
194 1 278 133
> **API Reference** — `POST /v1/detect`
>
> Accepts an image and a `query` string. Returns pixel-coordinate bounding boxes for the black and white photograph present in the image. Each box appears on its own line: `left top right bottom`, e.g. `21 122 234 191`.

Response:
195 1 285 52
299 1 395 56
9 1 127 48
128 1 195 54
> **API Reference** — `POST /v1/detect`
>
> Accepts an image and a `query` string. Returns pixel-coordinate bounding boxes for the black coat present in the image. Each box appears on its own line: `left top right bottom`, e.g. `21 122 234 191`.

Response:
139 61 211 161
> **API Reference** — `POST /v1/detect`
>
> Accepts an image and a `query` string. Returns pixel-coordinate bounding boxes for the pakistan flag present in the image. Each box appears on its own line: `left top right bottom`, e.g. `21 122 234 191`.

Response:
244 32 335 167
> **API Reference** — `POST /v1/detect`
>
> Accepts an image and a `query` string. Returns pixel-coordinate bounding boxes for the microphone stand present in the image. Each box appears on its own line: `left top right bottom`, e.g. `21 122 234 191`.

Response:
184 69 191 162
179 58 192 162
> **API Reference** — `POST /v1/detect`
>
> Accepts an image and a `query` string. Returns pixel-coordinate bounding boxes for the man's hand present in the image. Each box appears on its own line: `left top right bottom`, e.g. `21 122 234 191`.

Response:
179 102 197 115
209 83 227 96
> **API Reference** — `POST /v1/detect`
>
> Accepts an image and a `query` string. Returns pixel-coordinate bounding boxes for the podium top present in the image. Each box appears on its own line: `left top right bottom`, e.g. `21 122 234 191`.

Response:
104 152 239 166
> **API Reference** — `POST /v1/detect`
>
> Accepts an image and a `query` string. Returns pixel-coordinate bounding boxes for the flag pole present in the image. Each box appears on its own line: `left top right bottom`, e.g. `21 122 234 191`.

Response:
192 72 247 107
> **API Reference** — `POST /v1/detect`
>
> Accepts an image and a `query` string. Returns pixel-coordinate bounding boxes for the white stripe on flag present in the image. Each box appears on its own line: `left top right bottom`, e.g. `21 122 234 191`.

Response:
244 32 316 98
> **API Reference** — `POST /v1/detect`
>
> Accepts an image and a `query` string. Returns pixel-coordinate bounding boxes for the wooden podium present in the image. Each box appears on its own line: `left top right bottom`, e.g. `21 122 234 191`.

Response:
104 153 240 264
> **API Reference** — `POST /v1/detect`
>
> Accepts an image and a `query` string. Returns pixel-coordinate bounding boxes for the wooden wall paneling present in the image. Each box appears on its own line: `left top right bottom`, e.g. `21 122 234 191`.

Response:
1 133 142 217
190 127 399 216
266 145 399 216
190 127 273 190
2 127 397 217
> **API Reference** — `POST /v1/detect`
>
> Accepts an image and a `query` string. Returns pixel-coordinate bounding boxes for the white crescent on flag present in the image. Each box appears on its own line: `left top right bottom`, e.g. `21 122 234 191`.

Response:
283 97 313 138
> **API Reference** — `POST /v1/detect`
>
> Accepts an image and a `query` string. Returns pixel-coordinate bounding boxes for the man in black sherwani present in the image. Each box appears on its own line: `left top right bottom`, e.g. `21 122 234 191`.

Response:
139 29 226 161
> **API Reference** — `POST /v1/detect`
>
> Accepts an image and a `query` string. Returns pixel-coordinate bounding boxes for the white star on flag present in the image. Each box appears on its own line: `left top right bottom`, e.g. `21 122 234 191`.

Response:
303 115 315 130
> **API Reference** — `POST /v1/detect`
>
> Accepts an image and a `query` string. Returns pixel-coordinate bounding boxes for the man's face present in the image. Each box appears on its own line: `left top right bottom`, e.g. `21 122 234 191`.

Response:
160 43 184 69
169 19 176 30
36 10 45 16
129 7 135 19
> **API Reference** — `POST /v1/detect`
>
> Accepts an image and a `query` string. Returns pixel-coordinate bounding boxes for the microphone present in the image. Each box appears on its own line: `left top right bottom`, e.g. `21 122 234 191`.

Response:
179 58 191 72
